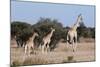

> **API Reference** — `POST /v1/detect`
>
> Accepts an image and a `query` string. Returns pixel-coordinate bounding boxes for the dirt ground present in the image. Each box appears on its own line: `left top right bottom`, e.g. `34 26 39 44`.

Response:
10 38 95 66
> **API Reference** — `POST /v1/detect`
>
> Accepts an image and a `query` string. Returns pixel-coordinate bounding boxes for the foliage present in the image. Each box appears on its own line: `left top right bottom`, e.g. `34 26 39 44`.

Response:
77 22 95 39
11 18 95 49
11 21 32 38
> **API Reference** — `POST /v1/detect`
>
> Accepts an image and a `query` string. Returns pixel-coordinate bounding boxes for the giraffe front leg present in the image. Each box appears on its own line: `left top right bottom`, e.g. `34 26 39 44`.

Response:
32 45 36 54
73 42 77 52
73 45 75 52
28 47 31 56
42 44 45 53
39 44 42 50
47 44 50 52
72 40 75 52
25 45 28 54
45 44 48 53
73 36 77 52
66 35 69 45
72 43 77 53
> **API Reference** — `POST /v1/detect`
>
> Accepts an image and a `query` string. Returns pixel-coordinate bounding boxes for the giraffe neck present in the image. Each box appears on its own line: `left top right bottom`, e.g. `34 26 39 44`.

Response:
72 16 81 30
28 34 36 42
72 23 78 31
32 34 36 41
26 34 36 44
47 30 54 39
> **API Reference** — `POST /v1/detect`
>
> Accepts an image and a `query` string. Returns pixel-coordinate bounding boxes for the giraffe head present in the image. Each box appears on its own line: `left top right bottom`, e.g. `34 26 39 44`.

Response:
50 27 55 32
77 14 83 26
73 14 83 29
31 32 39 38
34 32 39 37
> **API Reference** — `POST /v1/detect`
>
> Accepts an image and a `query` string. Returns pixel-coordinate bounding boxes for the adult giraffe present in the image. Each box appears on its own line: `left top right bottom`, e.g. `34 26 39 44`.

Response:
25 32 39 55
41 27 55 53
67 14 83 52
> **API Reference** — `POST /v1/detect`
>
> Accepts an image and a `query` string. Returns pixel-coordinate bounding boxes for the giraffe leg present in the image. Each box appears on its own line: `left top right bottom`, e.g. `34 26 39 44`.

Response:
73 41 77 52
73 42 76 52
28 46 31 56
31 44 35 54
73 36 77 52
46 42 50 52
72 40 75 52
39 44 42 50
73 47 75 52
45 44 48 53
66 35 69 45
42 44 45 53
25 45 28 54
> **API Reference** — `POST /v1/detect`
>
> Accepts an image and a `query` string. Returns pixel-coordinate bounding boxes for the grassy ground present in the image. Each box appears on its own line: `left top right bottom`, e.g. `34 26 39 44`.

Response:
10 38 95 66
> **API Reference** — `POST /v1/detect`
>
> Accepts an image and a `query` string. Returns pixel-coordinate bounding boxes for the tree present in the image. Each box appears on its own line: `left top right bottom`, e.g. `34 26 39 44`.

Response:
11 21 33 47
11 21 31 38
11 18 95 49
77 22 95 39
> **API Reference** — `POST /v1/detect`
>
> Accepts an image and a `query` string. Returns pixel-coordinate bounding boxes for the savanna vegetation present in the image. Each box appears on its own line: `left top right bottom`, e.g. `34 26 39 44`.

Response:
11 18 95 49
11 18 95 66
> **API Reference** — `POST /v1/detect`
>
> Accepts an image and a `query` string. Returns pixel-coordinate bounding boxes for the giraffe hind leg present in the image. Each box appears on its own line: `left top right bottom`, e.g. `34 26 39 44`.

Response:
25 45 28 54
71 39 75 52
42 44 45 53
46 43 50 52
45 43 48 52
28 46 32 56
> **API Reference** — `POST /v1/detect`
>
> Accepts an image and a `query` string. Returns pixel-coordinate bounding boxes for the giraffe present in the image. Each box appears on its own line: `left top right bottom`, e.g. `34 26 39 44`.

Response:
41 27 55 53
67 14 83 52
24 32 39 55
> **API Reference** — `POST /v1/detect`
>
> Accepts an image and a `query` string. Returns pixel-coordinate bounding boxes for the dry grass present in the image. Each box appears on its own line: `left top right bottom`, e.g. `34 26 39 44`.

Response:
10 38 95 66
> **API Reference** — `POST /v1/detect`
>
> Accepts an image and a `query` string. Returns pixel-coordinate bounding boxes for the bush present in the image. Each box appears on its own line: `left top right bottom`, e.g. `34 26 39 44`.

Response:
11 18 95 49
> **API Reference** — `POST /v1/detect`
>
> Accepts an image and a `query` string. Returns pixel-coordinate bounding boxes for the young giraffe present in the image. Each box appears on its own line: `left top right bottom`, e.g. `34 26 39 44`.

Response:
67 14 83 52
25 32 38 55
41 27 55 53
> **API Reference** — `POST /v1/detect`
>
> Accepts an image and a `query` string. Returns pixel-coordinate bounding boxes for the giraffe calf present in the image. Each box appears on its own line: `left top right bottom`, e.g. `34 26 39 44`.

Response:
24 32 39 56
